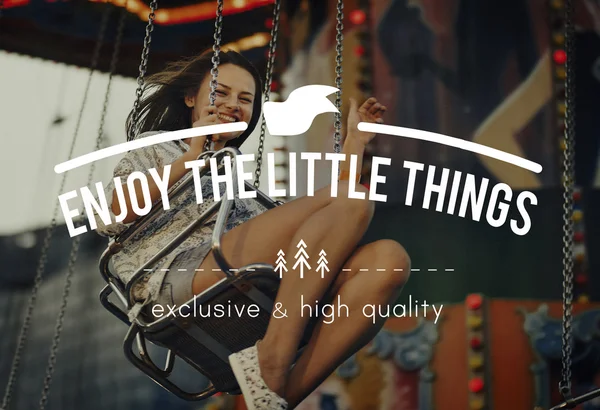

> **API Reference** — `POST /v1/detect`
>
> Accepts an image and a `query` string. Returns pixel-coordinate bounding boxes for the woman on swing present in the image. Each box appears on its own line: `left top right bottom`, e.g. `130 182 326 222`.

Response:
96 49 410 410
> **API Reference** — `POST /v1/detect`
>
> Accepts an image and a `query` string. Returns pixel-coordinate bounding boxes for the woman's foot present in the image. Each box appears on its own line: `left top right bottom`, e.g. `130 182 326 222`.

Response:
228 340 289 410
256 339 288 397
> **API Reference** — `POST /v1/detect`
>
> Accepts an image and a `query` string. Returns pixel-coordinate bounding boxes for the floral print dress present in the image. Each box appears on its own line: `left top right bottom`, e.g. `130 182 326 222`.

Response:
94 131 268 307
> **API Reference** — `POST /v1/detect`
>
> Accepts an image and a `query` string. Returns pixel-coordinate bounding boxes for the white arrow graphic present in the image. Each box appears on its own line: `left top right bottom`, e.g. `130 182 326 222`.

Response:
295 247 309 260
293 239 310 278
316 249 329 278
275 249 288 279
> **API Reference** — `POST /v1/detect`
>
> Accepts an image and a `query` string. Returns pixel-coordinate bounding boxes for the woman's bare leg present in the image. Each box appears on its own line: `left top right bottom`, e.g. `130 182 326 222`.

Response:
195 183 379 395
284 239 410 408
192 182 367 293
254 193 375 396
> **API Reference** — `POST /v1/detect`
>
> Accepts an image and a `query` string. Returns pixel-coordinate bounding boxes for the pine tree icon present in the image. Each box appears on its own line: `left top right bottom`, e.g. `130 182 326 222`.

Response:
316 250 329 278
293 239 311 278
275 249 288 279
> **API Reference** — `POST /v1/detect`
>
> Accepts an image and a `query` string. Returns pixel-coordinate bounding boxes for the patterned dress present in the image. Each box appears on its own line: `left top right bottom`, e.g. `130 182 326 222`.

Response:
94 131 268 305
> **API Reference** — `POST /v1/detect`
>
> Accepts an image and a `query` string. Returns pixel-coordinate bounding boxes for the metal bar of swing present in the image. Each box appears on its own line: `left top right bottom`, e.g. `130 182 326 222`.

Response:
99 149 281 401
100 148 278 318
549 388 600 410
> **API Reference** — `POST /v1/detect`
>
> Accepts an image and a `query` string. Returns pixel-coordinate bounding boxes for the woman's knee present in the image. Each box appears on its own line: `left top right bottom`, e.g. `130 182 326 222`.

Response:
333 182 375 224
372 239 411 288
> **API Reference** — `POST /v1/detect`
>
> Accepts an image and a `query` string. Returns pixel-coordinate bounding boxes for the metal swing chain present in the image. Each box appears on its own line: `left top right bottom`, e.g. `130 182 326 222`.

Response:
204 0 224 152
39 6 129 409
559 0 576 401
333 0 344 154
128 0 158 142
0 6 112 410
254 0 281 189
97 3 129 151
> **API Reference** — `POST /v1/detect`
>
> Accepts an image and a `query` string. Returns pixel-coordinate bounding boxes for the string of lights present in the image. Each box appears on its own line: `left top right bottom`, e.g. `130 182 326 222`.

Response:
550 0 590 304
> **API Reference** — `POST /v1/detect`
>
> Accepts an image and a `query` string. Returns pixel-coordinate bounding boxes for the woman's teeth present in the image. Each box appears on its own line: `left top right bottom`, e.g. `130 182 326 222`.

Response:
218 114 237 122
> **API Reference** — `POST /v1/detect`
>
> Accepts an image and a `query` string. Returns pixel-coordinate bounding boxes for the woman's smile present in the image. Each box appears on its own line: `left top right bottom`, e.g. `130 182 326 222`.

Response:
217 112 239 123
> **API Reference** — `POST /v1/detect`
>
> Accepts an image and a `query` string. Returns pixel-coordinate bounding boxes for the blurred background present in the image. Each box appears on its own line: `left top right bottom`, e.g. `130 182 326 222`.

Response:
1 0 599 409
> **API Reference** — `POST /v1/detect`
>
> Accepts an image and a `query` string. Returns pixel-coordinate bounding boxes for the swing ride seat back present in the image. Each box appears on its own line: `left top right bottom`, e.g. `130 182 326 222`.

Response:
98 148 316 401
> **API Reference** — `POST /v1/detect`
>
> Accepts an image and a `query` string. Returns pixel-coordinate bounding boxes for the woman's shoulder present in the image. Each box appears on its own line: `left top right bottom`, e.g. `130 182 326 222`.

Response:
133 130 188 158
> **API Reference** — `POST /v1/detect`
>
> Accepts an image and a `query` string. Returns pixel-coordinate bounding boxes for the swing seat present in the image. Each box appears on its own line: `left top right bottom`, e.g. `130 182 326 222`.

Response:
98 147 316 401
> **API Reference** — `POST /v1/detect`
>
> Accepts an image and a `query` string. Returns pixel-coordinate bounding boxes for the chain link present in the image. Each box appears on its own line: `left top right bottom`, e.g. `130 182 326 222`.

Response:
128 0 158 142
254 0 281 189
38 6 128 408
204 0 224 153
0 6 113 410
333 0 344 153
97 4 128 151
559 0 575 401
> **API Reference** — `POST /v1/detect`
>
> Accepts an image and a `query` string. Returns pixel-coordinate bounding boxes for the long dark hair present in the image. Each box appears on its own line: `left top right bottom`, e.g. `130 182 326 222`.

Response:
126 49 263 149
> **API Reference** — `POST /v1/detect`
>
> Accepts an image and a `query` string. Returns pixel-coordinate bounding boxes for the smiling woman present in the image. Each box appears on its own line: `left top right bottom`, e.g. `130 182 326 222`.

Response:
126 49 263 146
90 43 408 410
182 63 257 146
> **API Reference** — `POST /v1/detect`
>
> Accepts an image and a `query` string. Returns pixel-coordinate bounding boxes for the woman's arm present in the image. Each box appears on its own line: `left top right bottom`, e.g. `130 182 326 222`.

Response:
472 51 552 189
339 133 367 182
339 98 386 182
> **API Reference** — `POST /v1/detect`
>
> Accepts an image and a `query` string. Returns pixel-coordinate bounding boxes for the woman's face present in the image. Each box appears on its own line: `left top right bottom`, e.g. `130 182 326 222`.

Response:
185 63 256 142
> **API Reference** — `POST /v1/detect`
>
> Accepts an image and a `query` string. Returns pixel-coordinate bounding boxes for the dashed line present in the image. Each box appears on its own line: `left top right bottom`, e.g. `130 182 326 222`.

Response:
136 267 454 273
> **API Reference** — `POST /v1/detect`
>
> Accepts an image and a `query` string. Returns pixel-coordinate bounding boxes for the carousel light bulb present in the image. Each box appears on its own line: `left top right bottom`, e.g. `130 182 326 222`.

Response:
354 45 366 57
155 10 169 23
553 50 567 65
553 33 565 45
128 1 141 12
466 294 483 310
350 10 367 25
470 336 483 349
470 398 485 410
577 294 590 304
468 378 485 393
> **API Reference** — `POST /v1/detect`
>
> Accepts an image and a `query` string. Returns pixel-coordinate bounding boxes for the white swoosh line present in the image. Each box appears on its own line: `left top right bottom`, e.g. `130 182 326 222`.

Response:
358 123 543 173
54 122 248 174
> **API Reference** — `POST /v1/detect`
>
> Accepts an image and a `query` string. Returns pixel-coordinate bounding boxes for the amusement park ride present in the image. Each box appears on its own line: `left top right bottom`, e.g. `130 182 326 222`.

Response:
1 0 599 409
